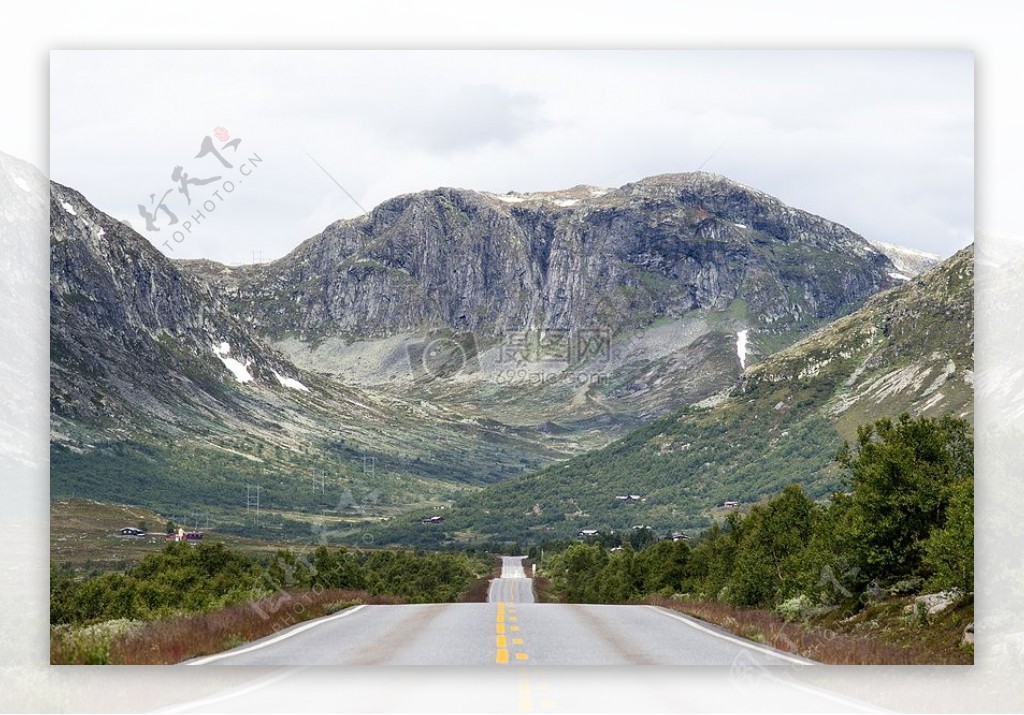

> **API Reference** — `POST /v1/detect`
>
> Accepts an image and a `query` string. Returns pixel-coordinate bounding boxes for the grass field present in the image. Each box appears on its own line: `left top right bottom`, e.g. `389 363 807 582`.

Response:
51 499 315 570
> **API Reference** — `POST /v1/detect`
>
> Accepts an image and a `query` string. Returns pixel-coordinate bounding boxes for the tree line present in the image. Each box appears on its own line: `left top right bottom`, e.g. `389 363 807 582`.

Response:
540 413 973 611
51 542 490 626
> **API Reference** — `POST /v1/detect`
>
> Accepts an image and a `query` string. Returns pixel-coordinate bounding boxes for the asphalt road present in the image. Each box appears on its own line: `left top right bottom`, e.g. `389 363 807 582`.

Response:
188 556 811 666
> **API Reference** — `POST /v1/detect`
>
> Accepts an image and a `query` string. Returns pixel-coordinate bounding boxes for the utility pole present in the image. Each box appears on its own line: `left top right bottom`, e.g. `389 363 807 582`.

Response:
246 485 262 527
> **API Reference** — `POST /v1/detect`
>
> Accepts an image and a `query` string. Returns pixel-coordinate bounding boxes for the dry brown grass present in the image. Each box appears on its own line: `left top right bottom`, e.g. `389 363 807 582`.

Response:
645 596 973 665
52 588 403 665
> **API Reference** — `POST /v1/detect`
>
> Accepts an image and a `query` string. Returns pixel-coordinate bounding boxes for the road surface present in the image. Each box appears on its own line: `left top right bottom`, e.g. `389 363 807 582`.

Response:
188 556 811 666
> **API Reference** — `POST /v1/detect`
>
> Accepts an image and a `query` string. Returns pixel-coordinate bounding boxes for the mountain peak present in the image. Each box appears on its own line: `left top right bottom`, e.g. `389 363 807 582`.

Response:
182 171 901 342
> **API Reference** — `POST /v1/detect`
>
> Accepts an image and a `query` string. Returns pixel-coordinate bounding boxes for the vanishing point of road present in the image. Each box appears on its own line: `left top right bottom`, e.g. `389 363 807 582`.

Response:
188 556 812 666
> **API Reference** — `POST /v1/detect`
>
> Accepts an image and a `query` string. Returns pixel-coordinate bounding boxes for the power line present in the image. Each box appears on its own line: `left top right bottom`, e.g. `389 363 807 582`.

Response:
246 484 262 527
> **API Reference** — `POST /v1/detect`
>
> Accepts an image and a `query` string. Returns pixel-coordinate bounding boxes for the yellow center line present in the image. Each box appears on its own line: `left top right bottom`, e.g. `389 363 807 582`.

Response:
497 561 530 667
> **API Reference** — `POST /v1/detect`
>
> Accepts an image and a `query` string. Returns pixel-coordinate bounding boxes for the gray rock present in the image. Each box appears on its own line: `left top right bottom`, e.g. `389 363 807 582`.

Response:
904 589 963 616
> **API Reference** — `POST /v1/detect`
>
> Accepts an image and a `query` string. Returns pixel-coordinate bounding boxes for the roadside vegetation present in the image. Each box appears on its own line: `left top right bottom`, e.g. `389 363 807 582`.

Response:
537 413 974 663
51 542 489 664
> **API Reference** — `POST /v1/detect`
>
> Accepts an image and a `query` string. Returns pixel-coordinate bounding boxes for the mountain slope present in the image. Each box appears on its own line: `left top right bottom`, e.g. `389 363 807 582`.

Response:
49 168 936 542
392 245 973 546
49 184 585 532
186 172 899 341
868 239 941 278
181 171 904 440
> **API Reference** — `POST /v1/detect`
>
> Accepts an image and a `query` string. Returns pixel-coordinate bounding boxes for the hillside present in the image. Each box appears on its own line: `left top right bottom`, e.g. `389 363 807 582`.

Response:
184 172 899 341
48 181 583 533
180 171 904 440
385 245 973 546
46 161 932 540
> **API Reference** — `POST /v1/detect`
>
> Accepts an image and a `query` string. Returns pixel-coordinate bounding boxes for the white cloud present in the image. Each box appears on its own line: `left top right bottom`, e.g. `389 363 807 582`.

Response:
50 50 973 264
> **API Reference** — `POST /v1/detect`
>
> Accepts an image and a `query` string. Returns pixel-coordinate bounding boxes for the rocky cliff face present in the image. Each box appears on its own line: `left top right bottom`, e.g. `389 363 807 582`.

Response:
745 244 973 433
49 182 587 523
430 246 974 545
49 167 938 535
50 182 301 428
184 173 900 342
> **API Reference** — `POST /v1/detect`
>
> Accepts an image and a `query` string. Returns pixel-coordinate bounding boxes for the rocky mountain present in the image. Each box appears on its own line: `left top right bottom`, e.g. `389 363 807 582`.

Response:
49 182 581 533
392 245 973 546
868 239 941 278
50 167 938 542
187 172 899 340
181 172 904 437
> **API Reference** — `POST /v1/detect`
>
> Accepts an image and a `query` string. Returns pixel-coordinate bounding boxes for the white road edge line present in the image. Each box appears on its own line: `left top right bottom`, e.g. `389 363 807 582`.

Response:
153 669 303 713
185 604 368 665
647 605 815 666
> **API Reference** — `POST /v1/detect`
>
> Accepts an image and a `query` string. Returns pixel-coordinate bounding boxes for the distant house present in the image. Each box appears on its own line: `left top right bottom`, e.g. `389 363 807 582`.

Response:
118 527 145 537
615 494 642 502
671 532 690 542
420 515 445 524
166 528 203 543
723 500 740 508
577 528 600 537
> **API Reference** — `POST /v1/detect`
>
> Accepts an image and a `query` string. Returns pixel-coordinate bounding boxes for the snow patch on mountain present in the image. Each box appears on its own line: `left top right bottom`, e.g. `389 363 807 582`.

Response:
869 239 941 277
212 342 253 383
736 329 749 369
272 369 310 392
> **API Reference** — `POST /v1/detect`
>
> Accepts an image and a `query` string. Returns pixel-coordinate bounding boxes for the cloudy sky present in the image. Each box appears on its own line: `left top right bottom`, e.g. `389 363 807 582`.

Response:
50 50 973 264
